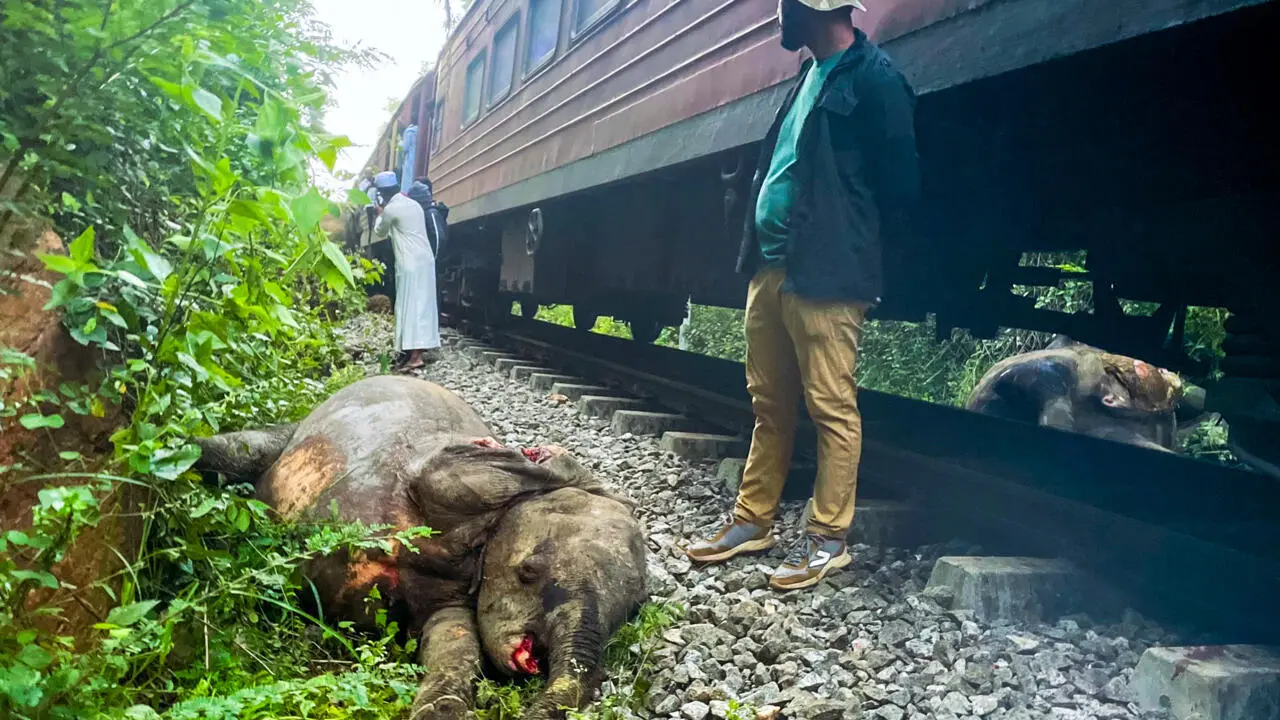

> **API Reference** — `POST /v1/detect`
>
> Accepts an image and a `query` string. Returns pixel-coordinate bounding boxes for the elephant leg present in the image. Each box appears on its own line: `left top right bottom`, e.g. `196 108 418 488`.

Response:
193 423 298 485
1037 396 1076 432
409 606 482 720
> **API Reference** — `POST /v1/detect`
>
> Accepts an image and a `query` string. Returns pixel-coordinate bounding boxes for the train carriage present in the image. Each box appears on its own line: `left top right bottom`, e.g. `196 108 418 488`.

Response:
358 0 1280 448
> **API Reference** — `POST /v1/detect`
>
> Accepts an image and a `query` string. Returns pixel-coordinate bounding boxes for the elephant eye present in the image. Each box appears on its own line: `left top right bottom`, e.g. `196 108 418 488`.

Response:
1102 390 1131 408
517 555 547 584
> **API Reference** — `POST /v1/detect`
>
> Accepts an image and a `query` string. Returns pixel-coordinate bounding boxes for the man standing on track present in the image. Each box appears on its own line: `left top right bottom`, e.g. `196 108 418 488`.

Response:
372 170 441 372
684 0 920 590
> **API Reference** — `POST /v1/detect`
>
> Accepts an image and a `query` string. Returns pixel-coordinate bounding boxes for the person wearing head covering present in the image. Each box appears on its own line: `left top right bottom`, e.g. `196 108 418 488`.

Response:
371 169 440 371
684 0 921 591
402 176 447 257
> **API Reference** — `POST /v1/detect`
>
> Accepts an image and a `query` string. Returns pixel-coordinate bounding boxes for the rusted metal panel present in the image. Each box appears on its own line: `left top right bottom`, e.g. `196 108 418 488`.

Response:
498 219 535 294
448 83 787 223
432 0 789 208
590 35 794 154
498 211 571 296
424 0 977 208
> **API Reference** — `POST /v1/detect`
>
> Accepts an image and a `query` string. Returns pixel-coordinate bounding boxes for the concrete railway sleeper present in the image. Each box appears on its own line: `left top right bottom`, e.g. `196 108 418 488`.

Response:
431 313 1280 720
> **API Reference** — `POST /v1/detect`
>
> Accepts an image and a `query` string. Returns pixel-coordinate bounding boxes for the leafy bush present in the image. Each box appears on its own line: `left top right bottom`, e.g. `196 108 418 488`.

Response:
0 1 433 717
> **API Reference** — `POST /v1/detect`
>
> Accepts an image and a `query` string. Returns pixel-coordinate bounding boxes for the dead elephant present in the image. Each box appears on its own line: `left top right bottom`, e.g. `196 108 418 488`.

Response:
965 336 1204 451
192 375 648 719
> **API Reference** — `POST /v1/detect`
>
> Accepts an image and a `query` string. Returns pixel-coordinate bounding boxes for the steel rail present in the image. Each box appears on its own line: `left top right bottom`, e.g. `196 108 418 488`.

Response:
451 311 1280 644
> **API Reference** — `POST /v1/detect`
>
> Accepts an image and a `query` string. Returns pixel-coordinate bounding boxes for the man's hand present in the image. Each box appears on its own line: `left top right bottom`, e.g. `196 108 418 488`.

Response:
376 204 385 216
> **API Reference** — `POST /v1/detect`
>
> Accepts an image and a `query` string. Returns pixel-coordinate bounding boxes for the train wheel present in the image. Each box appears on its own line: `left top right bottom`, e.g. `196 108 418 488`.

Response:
481 296 513 327
628 317 664 344
1211 308 1280 480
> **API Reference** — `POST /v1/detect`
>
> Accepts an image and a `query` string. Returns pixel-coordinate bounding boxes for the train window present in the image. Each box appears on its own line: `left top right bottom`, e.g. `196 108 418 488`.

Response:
488 15 519 105
525 0 561 74
463 51 486 127
572 0 618 38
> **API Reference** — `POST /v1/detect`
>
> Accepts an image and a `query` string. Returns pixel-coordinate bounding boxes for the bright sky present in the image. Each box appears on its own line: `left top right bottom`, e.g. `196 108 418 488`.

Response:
309 0 454 194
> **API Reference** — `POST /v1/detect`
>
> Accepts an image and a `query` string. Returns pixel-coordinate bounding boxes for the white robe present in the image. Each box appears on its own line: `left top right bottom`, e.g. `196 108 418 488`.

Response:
373 193 441 353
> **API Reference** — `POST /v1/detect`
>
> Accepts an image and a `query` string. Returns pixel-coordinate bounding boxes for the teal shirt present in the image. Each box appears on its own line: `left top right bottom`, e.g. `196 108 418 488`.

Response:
754 54 841 266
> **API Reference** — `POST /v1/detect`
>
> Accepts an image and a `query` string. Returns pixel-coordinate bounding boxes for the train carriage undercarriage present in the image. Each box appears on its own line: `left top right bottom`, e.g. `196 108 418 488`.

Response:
354 0 1280 471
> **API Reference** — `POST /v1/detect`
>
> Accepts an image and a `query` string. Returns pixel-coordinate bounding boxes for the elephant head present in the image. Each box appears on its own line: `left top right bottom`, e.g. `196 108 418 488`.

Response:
476 487 647 719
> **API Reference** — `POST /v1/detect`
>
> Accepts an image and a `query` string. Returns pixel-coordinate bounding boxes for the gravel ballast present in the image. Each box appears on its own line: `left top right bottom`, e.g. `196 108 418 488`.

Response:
339 321 1188 720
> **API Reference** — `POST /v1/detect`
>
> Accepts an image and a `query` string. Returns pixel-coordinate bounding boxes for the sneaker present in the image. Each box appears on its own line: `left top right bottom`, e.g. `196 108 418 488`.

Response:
770 533 851 591
685 515 775 564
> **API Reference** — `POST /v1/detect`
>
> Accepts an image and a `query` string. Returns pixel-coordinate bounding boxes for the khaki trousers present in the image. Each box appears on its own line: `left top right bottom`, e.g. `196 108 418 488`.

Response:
733 267 868 538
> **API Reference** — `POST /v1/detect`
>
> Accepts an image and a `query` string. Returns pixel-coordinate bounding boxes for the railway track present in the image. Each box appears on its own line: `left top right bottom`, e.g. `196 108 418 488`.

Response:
444 310 1280 652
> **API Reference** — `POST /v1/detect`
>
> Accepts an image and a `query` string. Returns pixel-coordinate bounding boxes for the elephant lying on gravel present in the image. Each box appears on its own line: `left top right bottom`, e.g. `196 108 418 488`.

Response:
965 335 1204 451
193 375 648 720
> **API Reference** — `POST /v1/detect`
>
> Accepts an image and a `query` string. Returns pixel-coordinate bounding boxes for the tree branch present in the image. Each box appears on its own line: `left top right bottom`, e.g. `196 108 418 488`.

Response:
104 0 196 52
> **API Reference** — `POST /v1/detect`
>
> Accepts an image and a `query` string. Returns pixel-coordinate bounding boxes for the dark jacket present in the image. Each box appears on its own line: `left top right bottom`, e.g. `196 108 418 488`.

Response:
736 28 921 305
404 179 450 257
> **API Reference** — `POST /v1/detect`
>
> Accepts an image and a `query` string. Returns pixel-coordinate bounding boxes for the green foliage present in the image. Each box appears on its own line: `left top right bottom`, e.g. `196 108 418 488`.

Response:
473 677 545 720
530 303 571 327
0 0 376 246
525 303 633 339
857 319 983 405
599 601 681 694
591 316 633 340
1184 306 1229 379
0 1 423 717
160 662 423 720
665 305 748 362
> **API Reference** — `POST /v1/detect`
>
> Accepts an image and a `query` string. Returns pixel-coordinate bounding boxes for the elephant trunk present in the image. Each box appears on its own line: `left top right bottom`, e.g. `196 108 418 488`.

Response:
529 589 606 720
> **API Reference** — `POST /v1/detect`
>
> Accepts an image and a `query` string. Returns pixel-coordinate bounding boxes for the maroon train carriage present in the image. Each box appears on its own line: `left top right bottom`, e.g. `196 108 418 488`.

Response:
355 0 1280 458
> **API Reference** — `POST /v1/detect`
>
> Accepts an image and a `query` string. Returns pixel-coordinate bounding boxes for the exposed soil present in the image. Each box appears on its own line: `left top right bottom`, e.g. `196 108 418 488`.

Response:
1 225 142 646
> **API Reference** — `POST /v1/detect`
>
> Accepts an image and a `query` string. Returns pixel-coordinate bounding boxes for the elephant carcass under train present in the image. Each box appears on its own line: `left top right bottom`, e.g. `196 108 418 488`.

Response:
965 335 1209 452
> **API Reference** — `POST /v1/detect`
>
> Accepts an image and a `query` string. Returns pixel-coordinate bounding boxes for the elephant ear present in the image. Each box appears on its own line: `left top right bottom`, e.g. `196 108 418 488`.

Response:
539 453 607 493
414 444 607 516
536 452 636 511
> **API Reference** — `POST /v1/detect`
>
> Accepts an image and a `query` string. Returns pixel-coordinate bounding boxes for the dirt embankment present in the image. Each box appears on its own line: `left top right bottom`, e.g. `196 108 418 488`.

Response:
1 222 143 646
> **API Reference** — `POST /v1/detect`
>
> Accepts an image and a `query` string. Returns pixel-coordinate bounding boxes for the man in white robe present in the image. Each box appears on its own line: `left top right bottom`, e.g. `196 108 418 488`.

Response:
371 170 440 371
